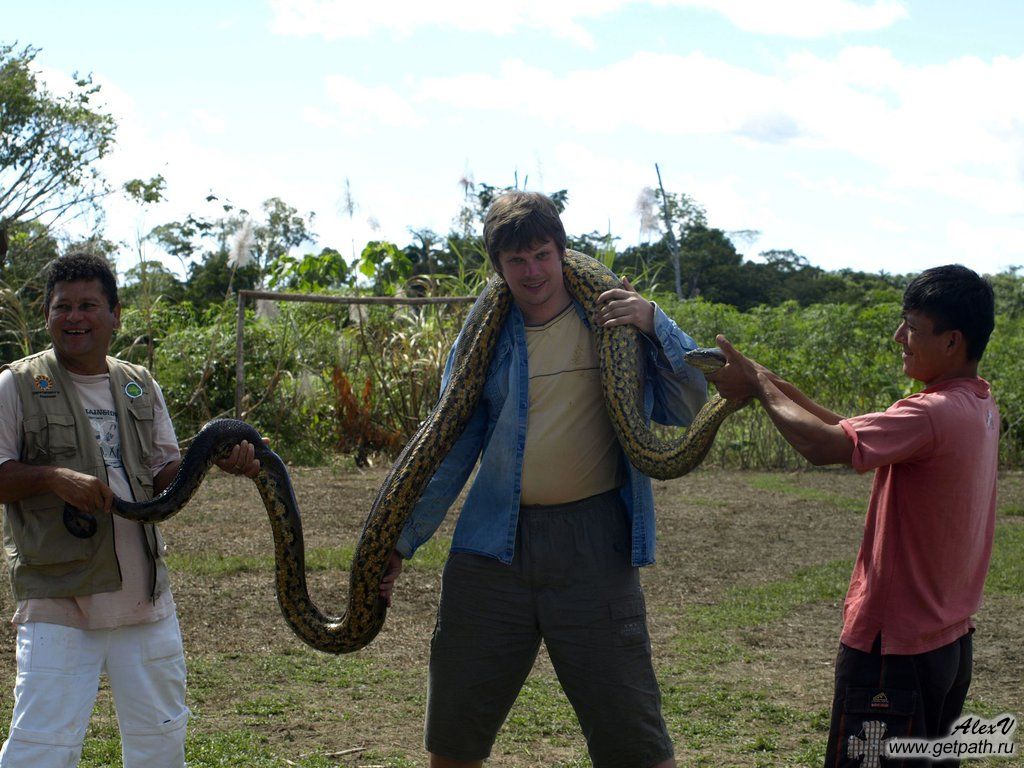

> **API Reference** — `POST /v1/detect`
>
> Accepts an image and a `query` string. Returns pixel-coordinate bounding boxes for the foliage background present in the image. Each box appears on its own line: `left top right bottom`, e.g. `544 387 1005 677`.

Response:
3 38 1023 469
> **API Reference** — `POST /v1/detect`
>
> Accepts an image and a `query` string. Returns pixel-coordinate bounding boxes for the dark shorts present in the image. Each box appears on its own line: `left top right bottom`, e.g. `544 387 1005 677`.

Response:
824 632 973 768
425 490 674 768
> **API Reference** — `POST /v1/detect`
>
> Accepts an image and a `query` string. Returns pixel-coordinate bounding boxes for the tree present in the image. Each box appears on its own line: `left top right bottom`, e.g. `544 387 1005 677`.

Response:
406 227 443 275
0 43 117 261
651 165 707 299
267 247 352 292
249 197 315 284
0 219 58 360
120 260 184 304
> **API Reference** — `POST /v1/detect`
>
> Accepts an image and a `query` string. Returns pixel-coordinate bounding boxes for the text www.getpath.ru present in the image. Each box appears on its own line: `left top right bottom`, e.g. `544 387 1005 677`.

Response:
886 714 1018 761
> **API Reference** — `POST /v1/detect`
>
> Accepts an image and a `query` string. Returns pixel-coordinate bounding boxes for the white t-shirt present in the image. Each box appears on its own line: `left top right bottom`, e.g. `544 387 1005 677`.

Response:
0 367 181 629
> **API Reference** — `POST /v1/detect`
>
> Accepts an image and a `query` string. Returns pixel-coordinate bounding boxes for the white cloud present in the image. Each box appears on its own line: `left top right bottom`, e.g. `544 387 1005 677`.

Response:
946 219 1024 271
322 75 422 133
301 105 336 129
416 53 783 135
192 109 226 135
666 0 909 38
268 0 906 44
268 0 625 46
414 48 1024 217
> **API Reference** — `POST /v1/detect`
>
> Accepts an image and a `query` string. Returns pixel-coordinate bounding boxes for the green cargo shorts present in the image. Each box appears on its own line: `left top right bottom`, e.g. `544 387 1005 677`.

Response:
425 490 674 768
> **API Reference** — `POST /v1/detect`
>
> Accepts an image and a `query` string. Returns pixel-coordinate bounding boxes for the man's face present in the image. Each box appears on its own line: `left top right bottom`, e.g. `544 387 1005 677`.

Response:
496 238 570 325
893 309 956 386
45 279 120 375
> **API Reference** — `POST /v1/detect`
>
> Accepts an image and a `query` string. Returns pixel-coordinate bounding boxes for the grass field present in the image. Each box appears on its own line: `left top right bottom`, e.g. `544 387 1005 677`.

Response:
1 467 1021 767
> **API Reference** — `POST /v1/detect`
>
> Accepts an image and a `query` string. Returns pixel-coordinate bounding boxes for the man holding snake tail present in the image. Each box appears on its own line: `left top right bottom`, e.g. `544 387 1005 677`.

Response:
380 191 710 768
0 252 262 768
706 265 998 768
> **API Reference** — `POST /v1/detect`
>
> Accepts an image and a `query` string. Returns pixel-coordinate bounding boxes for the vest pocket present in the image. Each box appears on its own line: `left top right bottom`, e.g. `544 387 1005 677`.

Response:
127 397 155 463
134 468 155 498
22 413 78 462
8 499 100 565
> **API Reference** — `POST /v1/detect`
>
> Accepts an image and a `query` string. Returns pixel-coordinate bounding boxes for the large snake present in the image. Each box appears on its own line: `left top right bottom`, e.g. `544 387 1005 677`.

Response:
64 250 745 653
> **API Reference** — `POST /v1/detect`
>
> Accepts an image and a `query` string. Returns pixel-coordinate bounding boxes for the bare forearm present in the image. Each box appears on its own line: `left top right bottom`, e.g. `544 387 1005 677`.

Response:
0 461 61 503
756 374 853 466
763 372 845 425
0 460 114 512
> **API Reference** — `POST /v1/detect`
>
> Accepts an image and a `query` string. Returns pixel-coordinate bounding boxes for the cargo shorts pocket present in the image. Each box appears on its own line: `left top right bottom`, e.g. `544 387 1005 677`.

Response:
837 687 918 767
609 595 649 647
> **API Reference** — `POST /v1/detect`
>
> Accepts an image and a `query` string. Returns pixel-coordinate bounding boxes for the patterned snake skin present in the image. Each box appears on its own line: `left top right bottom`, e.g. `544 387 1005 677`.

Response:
63 250 744 653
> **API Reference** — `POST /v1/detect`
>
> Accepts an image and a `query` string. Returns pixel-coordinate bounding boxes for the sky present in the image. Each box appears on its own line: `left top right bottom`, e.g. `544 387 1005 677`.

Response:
7 0 1024 279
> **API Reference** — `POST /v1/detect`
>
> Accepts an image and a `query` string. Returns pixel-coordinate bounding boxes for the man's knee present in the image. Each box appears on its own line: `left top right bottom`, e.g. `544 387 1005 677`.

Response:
1 724 85 768
119 709 189 768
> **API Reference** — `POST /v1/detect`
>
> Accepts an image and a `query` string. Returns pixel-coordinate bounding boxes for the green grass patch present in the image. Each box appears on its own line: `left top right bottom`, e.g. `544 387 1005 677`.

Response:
500 676 579 745
745 475 863 512
999 504 1024 517
662 678 825 762
189 648 403 694
676 559 851 666
78 726 287 767
403 535 453 571
167 536 453 577
986 522 1024 595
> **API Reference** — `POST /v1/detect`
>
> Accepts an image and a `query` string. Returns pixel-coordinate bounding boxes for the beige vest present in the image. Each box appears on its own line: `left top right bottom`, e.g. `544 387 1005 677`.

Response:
1 349 169 600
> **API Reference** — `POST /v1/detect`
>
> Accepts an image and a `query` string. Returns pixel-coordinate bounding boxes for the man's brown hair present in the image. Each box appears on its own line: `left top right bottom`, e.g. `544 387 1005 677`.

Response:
482 191 567 272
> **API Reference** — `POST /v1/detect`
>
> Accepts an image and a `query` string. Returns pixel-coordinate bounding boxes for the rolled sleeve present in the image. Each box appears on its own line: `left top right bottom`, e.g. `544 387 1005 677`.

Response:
840 398 934 472
642 304 708 426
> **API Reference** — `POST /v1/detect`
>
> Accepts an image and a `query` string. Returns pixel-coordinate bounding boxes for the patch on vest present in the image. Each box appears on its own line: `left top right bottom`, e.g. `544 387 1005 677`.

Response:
124 380 144 399
32 374 57 397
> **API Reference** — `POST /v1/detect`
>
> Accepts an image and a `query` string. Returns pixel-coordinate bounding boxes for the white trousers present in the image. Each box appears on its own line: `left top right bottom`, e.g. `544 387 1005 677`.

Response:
0 614 189 768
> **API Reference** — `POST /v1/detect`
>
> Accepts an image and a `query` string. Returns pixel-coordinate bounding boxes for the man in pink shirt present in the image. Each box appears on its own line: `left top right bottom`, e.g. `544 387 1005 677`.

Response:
707 264 998 767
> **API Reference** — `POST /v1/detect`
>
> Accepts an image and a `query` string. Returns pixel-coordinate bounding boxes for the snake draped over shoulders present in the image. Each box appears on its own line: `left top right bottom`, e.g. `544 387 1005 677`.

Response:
64 249 745 653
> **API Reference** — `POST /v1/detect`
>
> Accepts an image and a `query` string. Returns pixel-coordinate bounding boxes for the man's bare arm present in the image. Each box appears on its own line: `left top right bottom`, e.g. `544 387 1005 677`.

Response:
0 460 114 512
756 376 854 466
708 336 853 467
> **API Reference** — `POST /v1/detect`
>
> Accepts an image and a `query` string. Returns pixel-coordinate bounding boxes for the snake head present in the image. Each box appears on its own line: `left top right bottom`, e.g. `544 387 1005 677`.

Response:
684 347 727 375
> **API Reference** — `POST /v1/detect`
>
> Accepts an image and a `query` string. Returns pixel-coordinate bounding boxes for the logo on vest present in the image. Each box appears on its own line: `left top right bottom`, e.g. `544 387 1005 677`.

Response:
124 381 144 399
32 375 57 397
870 691 890 709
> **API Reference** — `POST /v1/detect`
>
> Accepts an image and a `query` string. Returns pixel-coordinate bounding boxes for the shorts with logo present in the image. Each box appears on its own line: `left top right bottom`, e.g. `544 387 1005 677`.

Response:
824 632 973 768
425 489 674 768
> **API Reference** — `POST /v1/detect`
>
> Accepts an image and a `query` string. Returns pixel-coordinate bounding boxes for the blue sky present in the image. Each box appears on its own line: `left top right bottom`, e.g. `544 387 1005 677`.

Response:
8 1 1024 278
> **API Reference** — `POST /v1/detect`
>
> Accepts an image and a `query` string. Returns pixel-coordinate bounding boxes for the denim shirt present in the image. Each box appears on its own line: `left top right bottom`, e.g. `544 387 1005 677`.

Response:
395 300 708 567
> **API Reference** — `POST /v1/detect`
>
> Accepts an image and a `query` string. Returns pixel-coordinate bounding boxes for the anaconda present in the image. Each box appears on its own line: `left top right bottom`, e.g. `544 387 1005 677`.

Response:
64 249 745 653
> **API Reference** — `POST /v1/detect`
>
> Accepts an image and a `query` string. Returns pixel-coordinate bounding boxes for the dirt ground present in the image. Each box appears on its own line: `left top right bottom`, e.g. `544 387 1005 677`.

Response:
0 466 1021 766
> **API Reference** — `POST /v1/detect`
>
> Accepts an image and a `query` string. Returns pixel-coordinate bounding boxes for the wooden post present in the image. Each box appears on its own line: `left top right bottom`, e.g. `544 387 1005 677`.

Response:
235 291 246 419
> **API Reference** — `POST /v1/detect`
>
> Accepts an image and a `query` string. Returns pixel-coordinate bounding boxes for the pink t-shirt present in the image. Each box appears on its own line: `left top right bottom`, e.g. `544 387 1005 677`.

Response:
838 377 999 655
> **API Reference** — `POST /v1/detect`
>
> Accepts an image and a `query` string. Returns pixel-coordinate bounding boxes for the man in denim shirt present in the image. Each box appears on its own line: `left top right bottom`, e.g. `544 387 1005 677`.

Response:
380 191 708 768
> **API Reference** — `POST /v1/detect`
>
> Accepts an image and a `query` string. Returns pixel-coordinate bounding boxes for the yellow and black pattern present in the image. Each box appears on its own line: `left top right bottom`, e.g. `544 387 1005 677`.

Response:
65 251 742 654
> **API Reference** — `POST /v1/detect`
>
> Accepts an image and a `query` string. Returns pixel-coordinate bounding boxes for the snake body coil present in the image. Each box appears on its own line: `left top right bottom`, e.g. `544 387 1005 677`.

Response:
66 250 743 653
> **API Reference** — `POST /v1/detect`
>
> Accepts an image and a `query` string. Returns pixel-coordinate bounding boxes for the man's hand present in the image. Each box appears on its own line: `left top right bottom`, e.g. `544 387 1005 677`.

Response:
596 276 655 337
50 467 115 514
705 335 766 402
379 550 404 607
214 439 267 478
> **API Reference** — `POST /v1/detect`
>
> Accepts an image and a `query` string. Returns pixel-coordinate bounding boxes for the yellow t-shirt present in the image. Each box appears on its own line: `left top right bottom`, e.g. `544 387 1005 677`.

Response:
520 306 623 505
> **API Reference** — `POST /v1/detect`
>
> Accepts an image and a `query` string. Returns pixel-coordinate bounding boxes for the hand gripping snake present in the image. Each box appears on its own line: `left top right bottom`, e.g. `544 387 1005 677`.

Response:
63 250 746 653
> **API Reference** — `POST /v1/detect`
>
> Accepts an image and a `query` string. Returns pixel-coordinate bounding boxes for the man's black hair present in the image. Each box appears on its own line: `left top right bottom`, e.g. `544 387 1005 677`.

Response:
902 264 995 361
44 253 119 311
